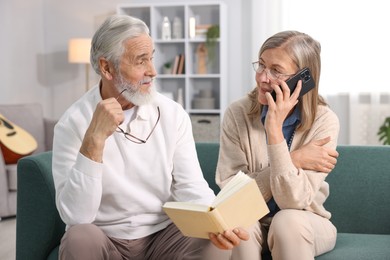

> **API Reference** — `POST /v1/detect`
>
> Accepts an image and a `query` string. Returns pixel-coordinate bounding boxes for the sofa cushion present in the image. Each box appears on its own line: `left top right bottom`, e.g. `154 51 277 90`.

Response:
316 233 390 259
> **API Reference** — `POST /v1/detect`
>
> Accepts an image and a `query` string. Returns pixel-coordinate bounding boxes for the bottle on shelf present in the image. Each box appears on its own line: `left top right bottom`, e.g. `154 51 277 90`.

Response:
172 17 183 39
162 16 171 40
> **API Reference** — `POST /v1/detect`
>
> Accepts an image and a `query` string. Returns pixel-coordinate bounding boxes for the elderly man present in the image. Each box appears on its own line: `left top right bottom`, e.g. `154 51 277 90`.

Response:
52 15 246 260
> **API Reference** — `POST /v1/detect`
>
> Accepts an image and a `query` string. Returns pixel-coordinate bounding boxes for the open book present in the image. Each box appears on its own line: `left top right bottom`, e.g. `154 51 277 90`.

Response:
163 171 269 239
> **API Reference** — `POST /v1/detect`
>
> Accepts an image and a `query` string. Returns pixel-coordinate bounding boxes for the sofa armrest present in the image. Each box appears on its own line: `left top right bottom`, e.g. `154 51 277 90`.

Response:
16 151 65 260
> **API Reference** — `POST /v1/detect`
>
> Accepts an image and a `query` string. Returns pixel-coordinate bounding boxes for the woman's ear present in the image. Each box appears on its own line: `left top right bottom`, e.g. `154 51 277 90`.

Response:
99 57 114 80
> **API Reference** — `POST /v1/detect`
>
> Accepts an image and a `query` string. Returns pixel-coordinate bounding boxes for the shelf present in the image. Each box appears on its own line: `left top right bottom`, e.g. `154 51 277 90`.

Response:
117 2 226 125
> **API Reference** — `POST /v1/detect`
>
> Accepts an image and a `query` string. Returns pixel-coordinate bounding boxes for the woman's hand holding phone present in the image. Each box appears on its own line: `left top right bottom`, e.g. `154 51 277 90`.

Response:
271 67 315 101
264 79 301 145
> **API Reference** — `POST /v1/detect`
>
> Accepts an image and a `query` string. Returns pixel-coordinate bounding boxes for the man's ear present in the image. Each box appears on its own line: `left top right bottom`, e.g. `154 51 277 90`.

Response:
99 57 114 80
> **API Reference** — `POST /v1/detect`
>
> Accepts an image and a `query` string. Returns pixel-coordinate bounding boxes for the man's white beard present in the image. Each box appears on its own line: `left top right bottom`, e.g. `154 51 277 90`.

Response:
115 74 157 106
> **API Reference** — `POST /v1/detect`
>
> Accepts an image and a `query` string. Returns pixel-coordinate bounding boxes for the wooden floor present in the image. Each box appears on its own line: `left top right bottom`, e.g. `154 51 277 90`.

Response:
0 217 16 260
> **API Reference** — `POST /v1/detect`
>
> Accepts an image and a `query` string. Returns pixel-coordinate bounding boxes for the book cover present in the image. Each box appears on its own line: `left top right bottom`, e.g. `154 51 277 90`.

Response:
177 54 185 74
172 55 180 74
163 171 269 239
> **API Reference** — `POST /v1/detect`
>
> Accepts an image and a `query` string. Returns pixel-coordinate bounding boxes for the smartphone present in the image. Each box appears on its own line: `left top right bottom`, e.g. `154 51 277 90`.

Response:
271 67 315 100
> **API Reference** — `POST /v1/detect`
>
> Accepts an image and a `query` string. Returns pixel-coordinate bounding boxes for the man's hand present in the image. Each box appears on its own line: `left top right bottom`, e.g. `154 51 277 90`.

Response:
290 136 339 173
209 228 249 250
80 98 124 162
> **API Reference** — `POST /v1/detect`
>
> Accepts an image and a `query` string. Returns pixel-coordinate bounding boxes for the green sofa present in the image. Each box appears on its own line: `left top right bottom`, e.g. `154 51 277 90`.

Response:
16 144 390 259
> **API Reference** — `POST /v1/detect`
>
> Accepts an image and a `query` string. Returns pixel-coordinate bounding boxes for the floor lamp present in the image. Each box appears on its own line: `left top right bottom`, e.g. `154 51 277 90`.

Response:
68 38 92 92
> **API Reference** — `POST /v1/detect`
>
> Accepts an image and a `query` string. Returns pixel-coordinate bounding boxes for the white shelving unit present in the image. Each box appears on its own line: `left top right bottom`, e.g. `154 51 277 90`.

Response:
117 2 227 122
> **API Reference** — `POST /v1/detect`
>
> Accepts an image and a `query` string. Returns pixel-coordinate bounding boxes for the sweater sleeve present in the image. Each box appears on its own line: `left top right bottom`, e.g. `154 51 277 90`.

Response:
52 111 104 226
168 107 215 205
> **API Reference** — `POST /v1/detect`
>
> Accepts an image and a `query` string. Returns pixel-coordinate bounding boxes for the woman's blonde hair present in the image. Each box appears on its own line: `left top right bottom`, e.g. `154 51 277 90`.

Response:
248 30 327 132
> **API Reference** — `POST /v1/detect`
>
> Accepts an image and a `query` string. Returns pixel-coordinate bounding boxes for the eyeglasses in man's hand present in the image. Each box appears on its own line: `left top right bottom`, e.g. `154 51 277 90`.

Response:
115 89 160 144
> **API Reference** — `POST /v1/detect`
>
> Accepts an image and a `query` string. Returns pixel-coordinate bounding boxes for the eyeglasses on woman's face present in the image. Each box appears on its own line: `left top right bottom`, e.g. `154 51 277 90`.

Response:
252 61 294 80
116 106 160 144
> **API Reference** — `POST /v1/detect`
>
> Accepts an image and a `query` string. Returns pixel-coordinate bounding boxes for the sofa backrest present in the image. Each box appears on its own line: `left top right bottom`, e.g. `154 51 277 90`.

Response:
195 142 221 194
325 145 390 234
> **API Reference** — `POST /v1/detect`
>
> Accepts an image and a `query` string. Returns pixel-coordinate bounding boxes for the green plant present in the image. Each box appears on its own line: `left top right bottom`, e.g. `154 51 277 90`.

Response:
162 61 172 74
378 117 390 145
206 25 220 65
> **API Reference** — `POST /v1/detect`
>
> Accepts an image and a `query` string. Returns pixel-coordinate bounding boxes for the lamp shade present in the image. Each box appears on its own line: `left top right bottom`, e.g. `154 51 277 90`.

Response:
68 38 91 64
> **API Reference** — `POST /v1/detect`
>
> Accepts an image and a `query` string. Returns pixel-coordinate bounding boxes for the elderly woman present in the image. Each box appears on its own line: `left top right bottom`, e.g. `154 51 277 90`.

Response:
212 31 340 260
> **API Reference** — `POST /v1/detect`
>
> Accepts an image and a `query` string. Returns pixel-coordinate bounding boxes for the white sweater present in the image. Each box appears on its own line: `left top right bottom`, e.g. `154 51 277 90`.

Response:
52 84 215 239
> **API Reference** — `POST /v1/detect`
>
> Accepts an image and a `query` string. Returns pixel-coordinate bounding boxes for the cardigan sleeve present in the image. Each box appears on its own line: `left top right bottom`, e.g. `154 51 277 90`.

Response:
268 106 340 210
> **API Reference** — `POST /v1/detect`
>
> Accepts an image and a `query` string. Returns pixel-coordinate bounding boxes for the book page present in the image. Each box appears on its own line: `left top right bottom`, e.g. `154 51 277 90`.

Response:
211 171 251 208
214 180 269 229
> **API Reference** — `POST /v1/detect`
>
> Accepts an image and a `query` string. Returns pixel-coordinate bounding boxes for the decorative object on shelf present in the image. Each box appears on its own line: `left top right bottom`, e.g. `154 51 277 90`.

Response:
192 89 215 109
162 16 171 40
206 25 219 66
68 38 92 91
162 62 172 74
377 117 390 145
177 88 184 107
172 17 183 39
196 43 208 74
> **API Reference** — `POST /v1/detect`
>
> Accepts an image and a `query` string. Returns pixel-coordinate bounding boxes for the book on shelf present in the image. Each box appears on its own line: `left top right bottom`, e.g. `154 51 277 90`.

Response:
177 54 185 74
172 55 180 74
170 54 185 74
163 171 269 239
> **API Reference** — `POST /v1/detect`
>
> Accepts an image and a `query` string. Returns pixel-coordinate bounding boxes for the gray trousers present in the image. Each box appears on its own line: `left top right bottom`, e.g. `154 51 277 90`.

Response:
59 223 230 260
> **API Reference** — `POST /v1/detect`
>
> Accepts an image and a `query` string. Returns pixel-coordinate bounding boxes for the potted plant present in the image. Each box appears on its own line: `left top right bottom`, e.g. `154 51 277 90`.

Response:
377 117 390 145
163 62 172 74
205 25 219 66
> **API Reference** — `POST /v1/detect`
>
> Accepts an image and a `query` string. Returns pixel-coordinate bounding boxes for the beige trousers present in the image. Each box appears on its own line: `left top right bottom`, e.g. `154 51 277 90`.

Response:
59 223 229 260
231 209 337 260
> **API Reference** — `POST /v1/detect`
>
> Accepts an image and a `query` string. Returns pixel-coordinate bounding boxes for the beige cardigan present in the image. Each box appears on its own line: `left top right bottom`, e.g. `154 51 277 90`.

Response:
216 95 340 219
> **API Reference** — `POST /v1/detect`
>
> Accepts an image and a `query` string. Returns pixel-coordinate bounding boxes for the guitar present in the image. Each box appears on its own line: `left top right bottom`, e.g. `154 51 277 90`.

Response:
0 113 38 164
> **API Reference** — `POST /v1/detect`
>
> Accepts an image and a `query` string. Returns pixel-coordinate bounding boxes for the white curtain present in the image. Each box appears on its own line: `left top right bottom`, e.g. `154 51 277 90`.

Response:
326 93 390 145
